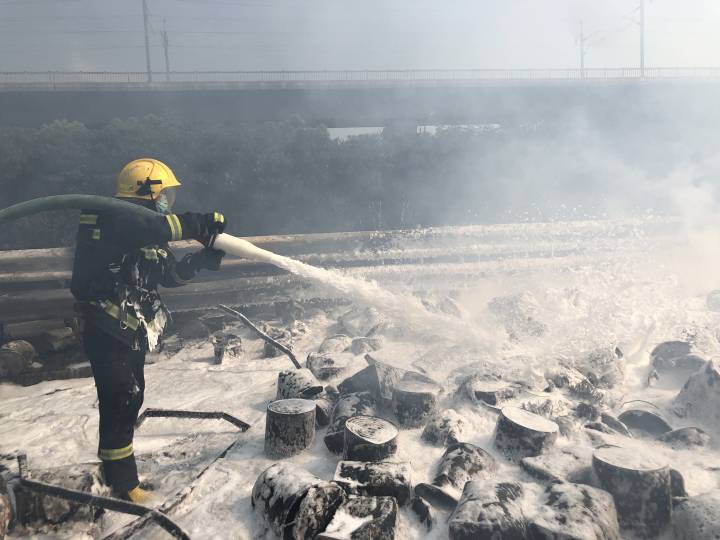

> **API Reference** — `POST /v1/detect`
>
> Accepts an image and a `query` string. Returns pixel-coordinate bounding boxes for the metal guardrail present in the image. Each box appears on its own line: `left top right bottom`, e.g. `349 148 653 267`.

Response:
1 67 720 88
0 219 679 326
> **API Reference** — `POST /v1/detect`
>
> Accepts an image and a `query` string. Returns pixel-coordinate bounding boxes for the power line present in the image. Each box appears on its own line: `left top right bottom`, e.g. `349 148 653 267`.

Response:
168 0 308 5
0 28 433 39
149 14 256 22
0 45 160 55
0 29 146 34
571 15 640 55
0 14 267 24
0 0 82 4
620 5 642 26
0 15 142 21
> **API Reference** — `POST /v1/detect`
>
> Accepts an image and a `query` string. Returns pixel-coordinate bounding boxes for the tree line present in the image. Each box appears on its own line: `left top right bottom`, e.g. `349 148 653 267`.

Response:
0 114 691 250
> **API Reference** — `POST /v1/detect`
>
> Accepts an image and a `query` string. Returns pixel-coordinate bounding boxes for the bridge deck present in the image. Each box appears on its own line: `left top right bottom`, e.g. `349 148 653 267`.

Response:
2 67 719 91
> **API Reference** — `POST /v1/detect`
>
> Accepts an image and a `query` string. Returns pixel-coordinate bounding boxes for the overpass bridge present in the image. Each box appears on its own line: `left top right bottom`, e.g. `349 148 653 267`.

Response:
3 67 720 90
1 68 719 127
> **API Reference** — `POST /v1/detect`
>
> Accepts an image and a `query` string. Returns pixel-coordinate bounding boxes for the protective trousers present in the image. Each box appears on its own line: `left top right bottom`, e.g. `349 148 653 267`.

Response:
83 323 145 494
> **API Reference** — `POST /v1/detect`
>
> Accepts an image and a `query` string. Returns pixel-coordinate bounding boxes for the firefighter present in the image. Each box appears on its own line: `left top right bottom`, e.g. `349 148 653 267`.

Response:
70 158 227 503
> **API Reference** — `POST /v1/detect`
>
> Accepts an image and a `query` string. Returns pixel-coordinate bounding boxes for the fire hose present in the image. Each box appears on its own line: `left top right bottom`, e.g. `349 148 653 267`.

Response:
0 195 302 368
0 194 279 264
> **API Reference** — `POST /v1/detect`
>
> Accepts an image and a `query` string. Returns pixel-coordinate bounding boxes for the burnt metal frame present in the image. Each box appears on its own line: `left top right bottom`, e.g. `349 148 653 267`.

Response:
135 408 251 431
14 454 191 540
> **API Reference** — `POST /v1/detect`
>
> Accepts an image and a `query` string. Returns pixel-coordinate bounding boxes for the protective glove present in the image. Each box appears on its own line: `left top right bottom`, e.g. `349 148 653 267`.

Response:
193 212 227 246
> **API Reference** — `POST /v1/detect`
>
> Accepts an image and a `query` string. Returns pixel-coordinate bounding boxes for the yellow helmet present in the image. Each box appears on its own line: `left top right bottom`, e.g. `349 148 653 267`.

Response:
115 158 181 200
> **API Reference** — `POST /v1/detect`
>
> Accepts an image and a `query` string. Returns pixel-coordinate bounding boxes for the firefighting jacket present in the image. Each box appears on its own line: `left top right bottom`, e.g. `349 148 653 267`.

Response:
70 199 211 350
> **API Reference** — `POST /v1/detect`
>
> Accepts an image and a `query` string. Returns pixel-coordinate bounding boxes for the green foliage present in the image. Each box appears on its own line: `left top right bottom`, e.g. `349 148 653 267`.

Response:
0 116 574 249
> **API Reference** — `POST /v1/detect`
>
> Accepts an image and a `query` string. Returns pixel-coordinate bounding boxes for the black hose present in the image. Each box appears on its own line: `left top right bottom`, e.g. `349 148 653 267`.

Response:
0 194 160 225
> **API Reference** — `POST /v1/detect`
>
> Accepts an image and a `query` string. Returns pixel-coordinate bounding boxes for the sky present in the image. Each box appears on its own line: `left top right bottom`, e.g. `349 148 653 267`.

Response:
0 0 719 72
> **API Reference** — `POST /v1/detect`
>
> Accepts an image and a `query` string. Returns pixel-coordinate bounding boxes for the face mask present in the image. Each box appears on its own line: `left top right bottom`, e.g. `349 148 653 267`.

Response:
155 192 170 214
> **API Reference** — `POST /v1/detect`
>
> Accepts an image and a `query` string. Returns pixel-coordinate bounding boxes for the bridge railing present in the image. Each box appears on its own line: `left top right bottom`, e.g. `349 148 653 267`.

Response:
2 67 720 87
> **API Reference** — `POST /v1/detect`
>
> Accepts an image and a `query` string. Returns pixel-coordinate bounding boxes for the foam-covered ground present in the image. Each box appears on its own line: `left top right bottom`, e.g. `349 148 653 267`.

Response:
2 218 720 539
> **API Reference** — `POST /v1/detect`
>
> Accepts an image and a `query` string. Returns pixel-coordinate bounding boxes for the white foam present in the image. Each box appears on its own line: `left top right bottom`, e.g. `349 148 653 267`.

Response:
214 233 490 346
5 219 720 539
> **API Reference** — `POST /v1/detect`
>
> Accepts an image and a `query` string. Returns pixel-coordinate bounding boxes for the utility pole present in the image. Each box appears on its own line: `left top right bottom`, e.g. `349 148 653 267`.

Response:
639 0 645 78
580 20 585 79
162 18 170 82
142 0 152 83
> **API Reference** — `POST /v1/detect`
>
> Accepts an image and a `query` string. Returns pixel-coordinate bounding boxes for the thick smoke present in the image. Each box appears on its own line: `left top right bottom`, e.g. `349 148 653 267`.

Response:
2 1 720 70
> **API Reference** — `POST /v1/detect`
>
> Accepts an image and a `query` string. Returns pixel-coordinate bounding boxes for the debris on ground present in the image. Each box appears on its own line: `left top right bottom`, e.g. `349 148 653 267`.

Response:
5 221 720 539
